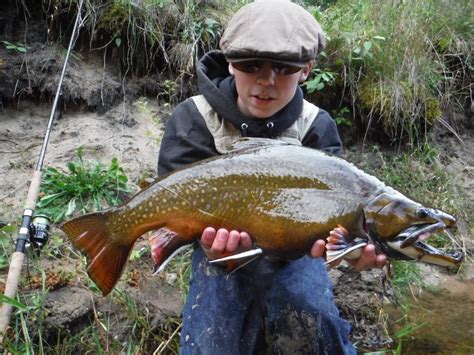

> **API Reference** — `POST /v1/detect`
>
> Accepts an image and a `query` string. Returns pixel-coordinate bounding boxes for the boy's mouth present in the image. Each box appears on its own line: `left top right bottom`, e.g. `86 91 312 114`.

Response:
252 94 275 102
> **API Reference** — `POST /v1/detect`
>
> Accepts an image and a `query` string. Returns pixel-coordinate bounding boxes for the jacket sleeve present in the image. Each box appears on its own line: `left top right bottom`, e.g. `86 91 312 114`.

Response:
301 109 343 156
157 99 218 176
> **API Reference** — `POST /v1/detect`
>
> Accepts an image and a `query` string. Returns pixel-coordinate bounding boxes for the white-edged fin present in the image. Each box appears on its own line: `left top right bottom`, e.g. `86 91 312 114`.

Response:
325 241 367 265
152 245 192 275
230 138 289 152
209 248 263 264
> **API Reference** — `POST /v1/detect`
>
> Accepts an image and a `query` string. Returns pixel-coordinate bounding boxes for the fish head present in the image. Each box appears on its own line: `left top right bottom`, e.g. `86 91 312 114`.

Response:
364 192 463 267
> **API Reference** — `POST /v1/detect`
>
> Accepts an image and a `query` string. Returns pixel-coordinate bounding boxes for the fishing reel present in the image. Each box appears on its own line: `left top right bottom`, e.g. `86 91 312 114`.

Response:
28 214 51 251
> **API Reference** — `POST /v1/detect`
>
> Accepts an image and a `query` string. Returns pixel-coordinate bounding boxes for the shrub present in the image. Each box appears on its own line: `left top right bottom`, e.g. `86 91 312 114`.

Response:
317 0 472 145
36 147 131 223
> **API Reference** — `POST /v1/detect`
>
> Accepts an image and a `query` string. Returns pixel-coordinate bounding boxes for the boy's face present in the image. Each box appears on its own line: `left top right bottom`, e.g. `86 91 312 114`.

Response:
229 60 313 119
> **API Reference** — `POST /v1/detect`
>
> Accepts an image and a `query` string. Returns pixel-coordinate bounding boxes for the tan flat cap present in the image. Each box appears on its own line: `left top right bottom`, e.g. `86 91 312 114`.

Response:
220 0 326 66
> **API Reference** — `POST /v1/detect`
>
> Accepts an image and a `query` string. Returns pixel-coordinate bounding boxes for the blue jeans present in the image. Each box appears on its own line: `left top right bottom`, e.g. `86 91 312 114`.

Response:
180 248 356 354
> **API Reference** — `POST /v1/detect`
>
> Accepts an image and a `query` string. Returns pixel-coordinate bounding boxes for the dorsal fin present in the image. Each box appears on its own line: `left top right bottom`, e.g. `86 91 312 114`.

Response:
229 138 290 152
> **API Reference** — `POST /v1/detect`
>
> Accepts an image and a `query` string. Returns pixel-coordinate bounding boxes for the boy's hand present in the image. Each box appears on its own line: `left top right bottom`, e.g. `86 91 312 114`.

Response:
309 227 387 271
200 227 253 260
198 226 386 271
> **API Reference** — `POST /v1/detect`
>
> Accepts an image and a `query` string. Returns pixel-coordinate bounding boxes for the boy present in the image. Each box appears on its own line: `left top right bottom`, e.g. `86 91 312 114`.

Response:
153 1 386 353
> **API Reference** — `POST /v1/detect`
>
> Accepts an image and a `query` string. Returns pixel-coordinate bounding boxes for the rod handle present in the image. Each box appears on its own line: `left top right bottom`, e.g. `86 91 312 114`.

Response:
25 170 42 211
0 252 26 339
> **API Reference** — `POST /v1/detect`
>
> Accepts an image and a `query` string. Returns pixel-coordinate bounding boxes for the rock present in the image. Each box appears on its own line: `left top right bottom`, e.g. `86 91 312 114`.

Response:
43 286 94 335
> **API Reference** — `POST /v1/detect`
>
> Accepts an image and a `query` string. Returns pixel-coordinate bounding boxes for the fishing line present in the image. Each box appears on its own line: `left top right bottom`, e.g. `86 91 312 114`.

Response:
0 0 85 342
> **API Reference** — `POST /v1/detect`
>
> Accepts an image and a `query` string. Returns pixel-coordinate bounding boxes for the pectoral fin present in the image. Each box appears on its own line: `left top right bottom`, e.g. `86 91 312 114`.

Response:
325 241 367 265
324 226 367 265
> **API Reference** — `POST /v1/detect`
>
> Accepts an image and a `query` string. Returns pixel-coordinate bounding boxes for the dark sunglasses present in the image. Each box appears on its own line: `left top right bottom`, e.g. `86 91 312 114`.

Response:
232 60 303 75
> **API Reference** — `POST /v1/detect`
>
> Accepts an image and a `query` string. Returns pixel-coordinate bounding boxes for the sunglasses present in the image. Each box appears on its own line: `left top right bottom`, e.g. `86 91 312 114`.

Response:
232 60 303 75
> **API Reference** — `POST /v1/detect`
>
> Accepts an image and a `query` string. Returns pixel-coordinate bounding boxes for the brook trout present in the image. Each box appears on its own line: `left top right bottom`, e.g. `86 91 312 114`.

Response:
61 140 463 296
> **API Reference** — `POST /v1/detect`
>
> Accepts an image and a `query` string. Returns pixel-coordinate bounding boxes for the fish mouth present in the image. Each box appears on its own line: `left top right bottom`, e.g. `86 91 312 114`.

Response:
389 223 463 267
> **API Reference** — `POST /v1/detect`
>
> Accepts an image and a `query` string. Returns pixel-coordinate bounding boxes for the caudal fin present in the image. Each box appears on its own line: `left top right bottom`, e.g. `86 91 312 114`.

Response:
60 211 132 296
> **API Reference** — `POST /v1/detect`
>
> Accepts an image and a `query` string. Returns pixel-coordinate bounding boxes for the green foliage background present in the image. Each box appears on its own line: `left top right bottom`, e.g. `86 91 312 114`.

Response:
38 0 472 145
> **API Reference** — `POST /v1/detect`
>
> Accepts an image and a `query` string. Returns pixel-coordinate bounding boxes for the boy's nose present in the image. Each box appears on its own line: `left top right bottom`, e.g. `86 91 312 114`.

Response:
256 63 276 86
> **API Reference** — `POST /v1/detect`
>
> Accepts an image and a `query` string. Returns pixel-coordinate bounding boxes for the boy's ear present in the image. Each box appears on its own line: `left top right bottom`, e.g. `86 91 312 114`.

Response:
228 63 235 76
298 62 313 82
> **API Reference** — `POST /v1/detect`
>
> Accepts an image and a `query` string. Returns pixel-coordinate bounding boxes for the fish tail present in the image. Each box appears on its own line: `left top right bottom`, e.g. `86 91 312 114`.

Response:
60 211 132 296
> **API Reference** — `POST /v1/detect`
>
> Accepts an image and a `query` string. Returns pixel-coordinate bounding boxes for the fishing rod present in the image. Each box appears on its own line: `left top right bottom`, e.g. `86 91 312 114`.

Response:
0 0 84 342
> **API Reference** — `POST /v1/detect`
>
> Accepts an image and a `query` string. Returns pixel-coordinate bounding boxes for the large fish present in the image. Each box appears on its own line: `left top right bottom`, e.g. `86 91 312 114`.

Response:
60 140 463 296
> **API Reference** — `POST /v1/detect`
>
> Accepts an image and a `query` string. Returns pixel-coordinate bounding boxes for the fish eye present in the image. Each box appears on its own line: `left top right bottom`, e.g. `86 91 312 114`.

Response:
417 208 429 218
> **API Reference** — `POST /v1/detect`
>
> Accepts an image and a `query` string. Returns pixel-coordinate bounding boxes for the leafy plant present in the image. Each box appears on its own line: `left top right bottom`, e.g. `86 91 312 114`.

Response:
2 40 28 53
157 79 178 106
36 147 131 223
304 67 337 93
332 106 352 126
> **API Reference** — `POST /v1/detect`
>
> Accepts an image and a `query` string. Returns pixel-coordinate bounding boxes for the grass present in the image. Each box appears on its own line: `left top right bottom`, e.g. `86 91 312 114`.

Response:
163 246 193 303
350 142 470 255
2 146 188 353
314 0 472 145
37 0 471 144
36 147 131 223
46 0 238 75
348 143 472 352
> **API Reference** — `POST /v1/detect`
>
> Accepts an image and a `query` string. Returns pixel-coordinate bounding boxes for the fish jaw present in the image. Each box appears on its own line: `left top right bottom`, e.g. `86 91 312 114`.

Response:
384 217 463 267
386 238 464 267
365 192 463 267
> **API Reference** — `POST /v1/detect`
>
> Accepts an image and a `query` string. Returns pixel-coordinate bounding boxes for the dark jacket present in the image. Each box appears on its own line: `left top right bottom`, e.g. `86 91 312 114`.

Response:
158 50 342 175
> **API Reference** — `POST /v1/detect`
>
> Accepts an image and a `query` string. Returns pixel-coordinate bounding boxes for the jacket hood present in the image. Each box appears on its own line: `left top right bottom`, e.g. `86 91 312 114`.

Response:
196 50 304 138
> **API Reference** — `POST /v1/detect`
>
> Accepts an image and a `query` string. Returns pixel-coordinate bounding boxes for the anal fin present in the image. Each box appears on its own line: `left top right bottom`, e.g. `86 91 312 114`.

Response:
209 248 263 264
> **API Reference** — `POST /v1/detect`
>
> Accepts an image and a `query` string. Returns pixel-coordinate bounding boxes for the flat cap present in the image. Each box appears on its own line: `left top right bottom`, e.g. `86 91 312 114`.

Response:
219 0 326 66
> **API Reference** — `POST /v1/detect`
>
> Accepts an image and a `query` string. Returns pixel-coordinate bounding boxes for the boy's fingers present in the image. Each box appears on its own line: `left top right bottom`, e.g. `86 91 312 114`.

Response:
200 228 254 261
310 239 326 258
212 228 229 253
376 254 387 268
240 232 253 249
227 230 240 252
349 244 387 271
200 227 216 249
